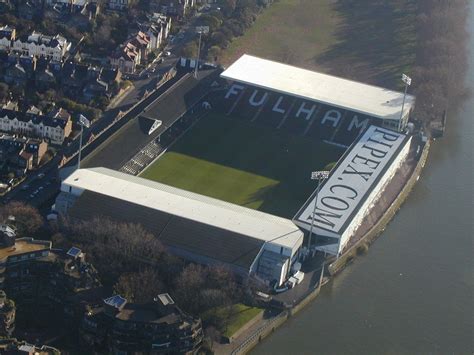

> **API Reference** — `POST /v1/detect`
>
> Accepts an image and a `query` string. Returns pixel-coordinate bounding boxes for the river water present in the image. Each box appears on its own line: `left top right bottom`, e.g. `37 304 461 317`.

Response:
252 8 474 355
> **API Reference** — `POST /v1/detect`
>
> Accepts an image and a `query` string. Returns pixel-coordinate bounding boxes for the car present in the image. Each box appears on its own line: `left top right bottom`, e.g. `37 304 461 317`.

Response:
164 51 171 57
21 184 29 191
38 186 44 191
29 194 35 199
37 173 45 179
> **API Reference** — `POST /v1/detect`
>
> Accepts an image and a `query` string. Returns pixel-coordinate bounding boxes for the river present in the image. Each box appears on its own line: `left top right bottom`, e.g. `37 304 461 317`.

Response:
252 7 473 355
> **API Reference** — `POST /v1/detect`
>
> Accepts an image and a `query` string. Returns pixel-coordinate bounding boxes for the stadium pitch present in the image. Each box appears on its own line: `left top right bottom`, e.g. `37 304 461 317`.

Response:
140 112 344 218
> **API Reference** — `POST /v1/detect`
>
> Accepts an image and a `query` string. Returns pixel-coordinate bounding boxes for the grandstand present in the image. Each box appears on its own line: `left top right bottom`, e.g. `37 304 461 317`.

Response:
293 125 412 256
219 54 415 148
55 167 304 287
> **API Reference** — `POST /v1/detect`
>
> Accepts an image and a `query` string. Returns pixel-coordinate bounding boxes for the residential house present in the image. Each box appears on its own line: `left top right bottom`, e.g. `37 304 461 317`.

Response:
108 0 128 10
12 31 71 61
0 135 48 171
0 224 104 325
109 32 150 74
139 13 172 50
35 68 57 90
3 63 27 86
160 0 195 17
109 43 140 74
0 108 73 145
81 293 203 354
129 31 150 63
0 26 15 52
61 62 89 97
18 1 38 20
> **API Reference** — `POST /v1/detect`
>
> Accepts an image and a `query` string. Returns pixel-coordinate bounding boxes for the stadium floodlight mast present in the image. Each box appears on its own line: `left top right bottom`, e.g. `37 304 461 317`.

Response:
77 114 90 169
398 73 412 132
194 26 209 78
307 170 330 253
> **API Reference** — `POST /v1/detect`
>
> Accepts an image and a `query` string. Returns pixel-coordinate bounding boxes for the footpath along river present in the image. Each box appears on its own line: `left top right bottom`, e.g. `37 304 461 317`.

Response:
252 7 474 355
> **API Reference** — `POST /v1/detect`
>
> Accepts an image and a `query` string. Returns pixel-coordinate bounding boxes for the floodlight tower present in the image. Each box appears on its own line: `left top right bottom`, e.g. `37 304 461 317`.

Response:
194 26 209 78
77 114 90 169
307 170 330 252
398 73 412 132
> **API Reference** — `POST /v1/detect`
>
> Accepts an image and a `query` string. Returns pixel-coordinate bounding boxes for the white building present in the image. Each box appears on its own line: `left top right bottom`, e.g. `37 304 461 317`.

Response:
55 167 304 286
140 13 172 50
293 125 412 256
12 31 71 61
221 54 416 132
0 109 72 145
0 26 15 51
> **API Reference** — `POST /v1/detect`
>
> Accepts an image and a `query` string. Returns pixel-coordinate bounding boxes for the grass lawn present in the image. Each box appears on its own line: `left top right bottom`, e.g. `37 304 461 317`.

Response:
220 0 342 71
219 0 416 89
202 304 263 338
140 113 343 218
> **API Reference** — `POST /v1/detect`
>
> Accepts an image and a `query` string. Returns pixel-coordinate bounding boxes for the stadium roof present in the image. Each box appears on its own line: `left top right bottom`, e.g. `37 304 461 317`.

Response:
221 54 415 121
63 168 303 251
294 125 409 236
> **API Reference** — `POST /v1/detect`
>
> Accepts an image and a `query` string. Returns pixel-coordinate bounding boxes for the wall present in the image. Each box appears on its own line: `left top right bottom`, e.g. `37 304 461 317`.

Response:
329 139 431 275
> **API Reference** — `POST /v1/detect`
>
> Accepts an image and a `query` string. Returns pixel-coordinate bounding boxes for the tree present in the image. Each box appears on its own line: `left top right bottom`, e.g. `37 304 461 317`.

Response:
180 41 199 58
114 268 164 303
59 217 165 285
210 32 229 49
207 46 221 62
0 202 43 238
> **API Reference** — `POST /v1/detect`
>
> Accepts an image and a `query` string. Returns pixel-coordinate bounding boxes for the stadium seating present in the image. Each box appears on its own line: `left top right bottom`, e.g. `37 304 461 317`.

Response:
254 93 295 129
216 83 383 148
332 113 378 146
277 98 318 135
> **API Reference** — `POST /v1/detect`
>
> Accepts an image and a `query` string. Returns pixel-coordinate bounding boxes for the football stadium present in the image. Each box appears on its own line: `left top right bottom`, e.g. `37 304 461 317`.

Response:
56 55 417 287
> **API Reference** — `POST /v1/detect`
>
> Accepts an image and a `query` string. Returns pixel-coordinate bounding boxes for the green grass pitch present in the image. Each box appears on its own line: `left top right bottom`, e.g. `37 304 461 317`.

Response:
140 113 344 218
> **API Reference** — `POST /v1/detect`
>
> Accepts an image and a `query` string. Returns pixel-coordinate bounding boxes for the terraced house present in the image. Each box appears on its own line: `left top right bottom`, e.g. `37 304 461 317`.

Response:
0 107 72 145
11 31 71 61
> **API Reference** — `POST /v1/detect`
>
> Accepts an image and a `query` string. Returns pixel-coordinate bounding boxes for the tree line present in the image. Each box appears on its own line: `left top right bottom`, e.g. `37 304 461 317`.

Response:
412 0 470 128
181 0 273 60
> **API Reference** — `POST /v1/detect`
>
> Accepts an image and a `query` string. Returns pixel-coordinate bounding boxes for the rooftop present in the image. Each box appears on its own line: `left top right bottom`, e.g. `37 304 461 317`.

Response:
221 54 415 121
294 125 409 235
0 238 51 260
63 168 303 250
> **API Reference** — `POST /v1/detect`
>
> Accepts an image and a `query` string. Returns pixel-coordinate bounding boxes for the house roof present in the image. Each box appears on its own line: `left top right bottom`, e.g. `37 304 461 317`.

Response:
221 54 416 121
0 108 69 129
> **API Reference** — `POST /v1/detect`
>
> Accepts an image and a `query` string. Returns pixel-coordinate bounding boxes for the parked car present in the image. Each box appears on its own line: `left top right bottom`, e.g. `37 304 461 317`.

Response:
37 173 45 179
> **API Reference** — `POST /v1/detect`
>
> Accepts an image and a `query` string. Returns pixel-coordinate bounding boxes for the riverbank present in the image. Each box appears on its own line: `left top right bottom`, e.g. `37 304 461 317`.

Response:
214 137 431 355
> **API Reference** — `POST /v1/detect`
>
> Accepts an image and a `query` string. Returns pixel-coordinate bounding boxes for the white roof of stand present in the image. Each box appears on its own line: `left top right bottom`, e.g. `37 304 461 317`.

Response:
62 167 303 249
221 54 415 121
